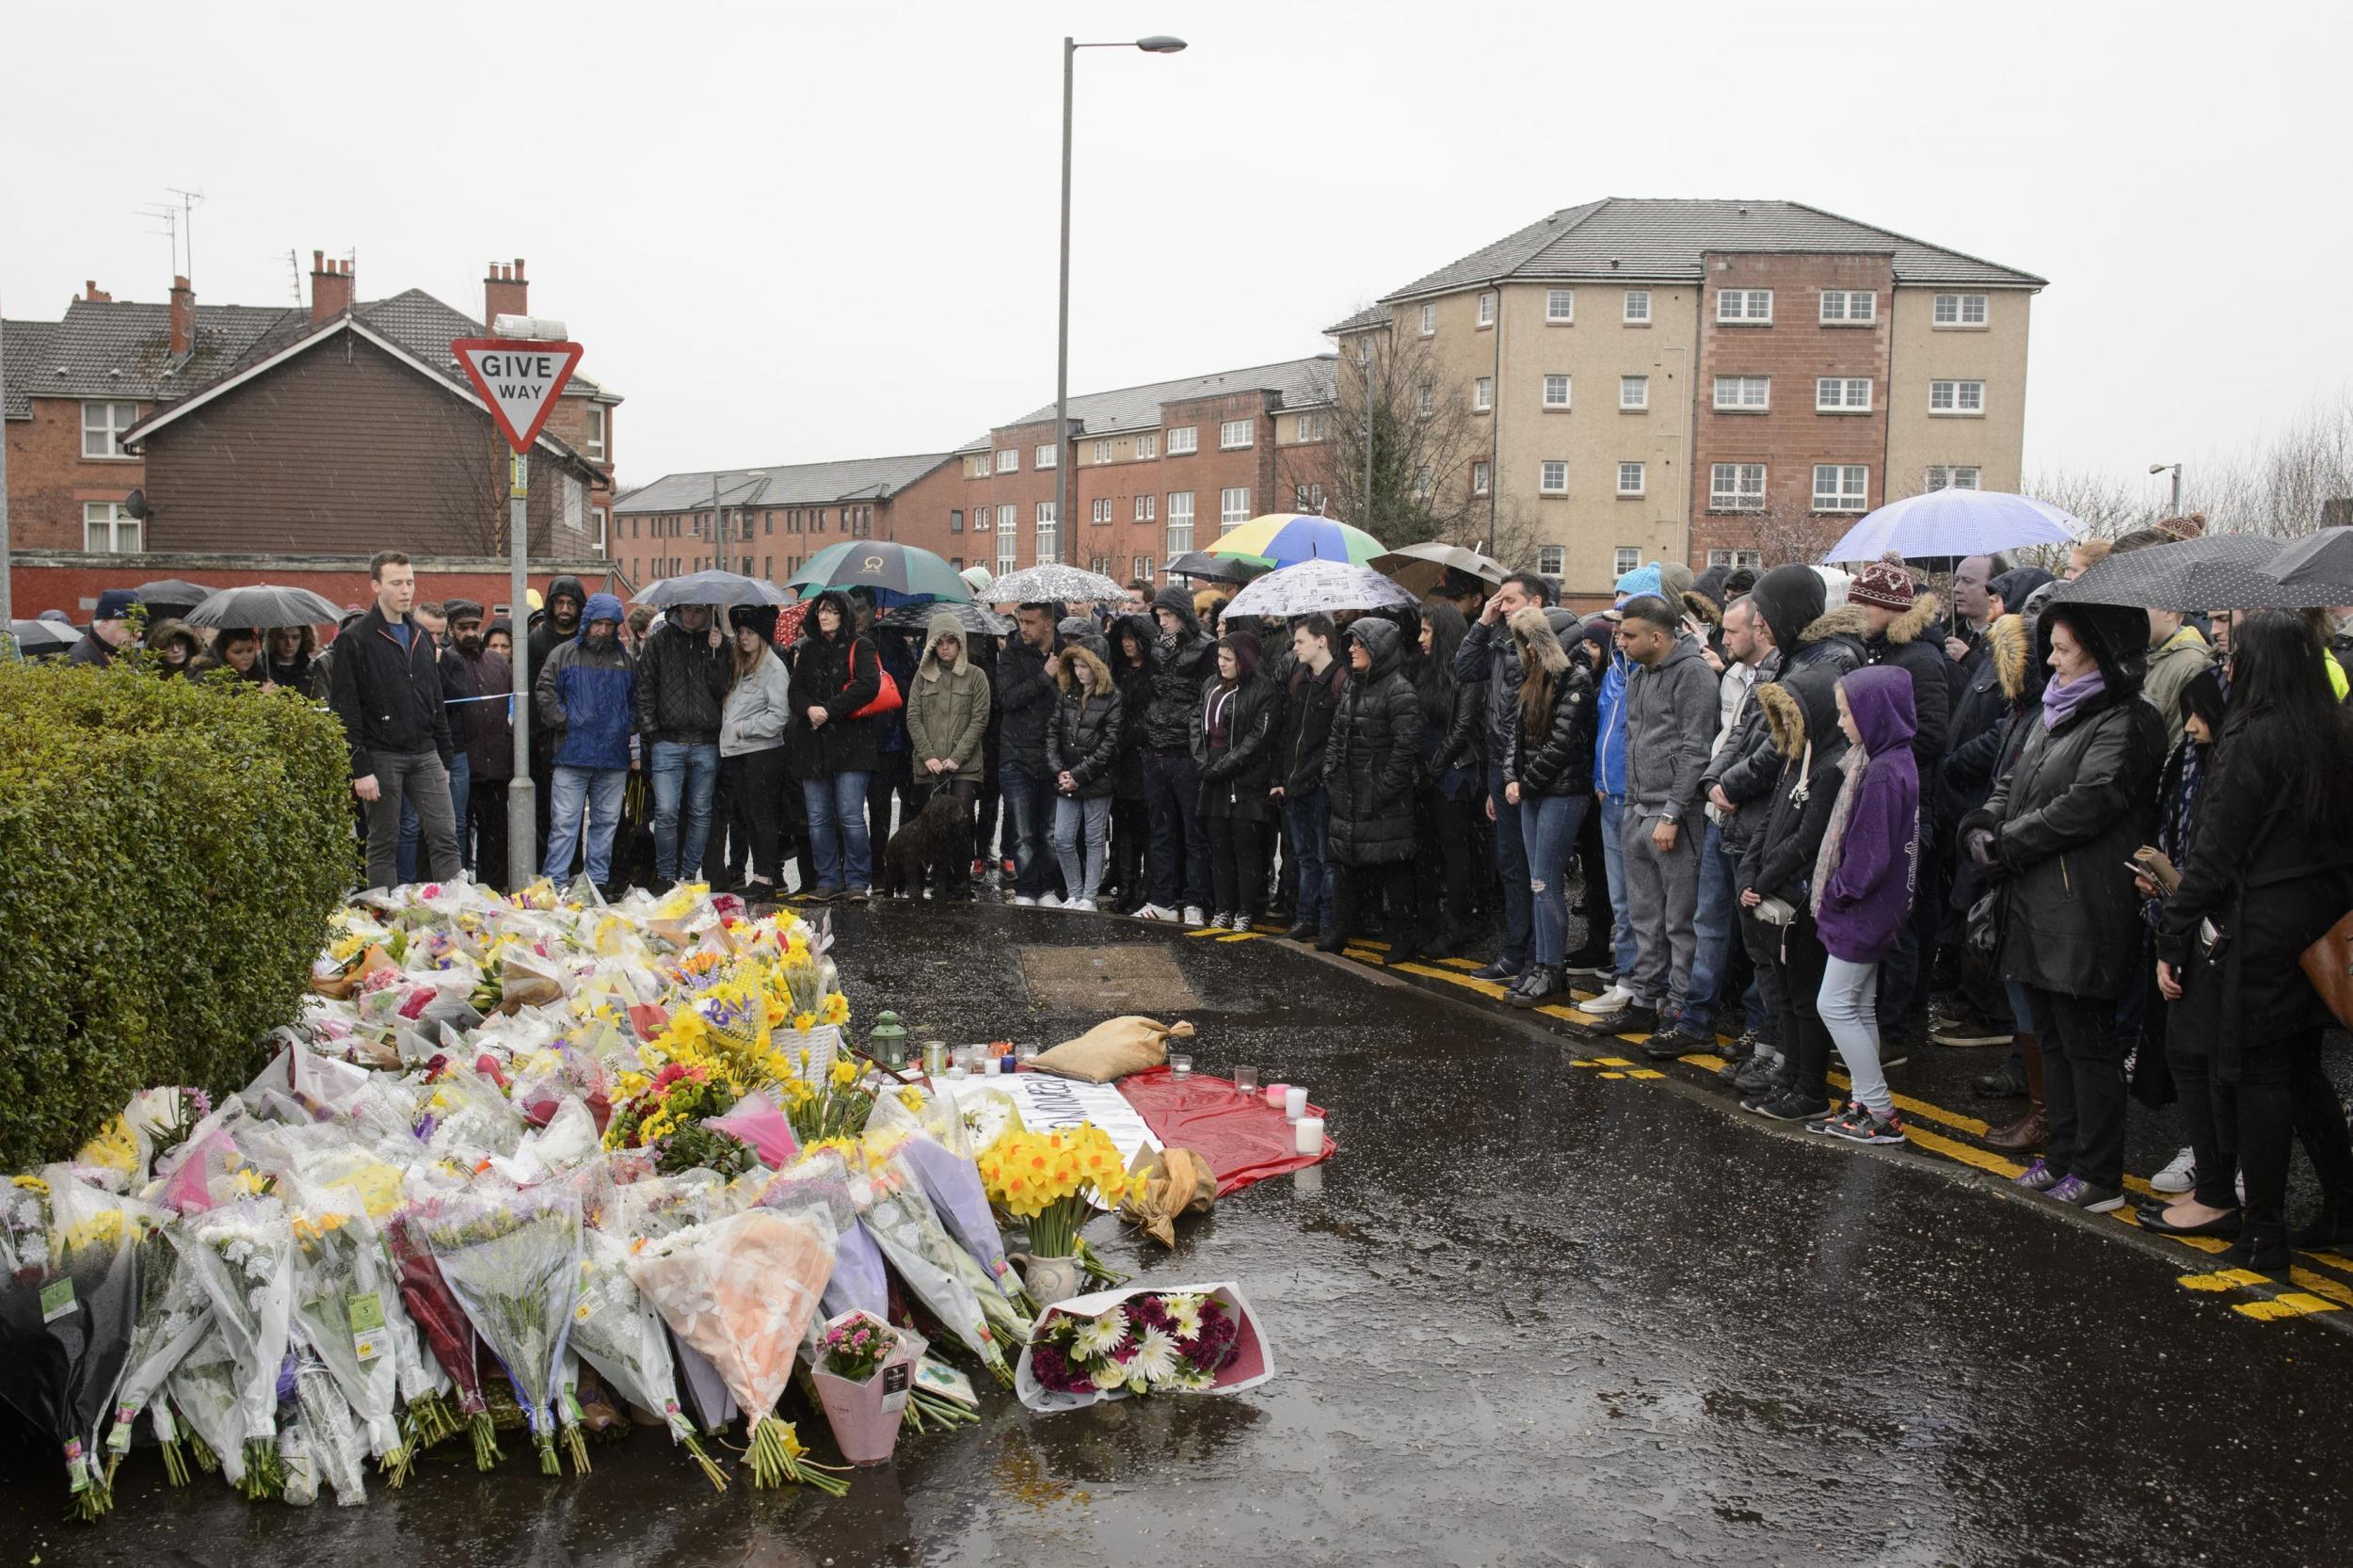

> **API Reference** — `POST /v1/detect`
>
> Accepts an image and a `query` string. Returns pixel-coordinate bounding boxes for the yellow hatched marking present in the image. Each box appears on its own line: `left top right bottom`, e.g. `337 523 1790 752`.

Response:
1629 1069 1667 1080
1598 1071 1626 1080
2289 1268 2353 1308
1216 932 1259 943
1593 1057 1634 1066
2179 1269 2269 1292
2236 1294 2340 1320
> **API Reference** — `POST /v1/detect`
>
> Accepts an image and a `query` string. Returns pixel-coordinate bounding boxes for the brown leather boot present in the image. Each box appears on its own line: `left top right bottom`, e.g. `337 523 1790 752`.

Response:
1983 1031 2047 1152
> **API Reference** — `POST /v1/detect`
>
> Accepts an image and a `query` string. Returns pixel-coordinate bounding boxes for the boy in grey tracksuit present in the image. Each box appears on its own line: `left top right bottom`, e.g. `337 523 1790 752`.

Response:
1615 596 1721 1046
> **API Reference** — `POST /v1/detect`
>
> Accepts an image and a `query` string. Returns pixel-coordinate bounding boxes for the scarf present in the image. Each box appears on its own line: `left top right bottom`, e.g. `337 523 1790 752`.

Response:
2041 668 2106 729
1808 741 1870 920
2145 740 2208 927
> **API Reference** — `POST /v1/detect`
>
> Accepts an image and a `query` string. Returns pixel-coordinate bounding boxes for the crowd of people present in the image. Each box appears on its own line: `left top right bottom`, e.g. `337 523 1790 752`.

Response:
35 530 2353 1271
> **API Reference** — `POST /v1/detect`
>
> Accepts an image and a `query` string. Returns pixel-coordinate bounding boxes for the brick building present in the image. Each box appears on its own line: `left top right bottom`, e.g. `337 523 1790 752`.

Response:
609 455 953 587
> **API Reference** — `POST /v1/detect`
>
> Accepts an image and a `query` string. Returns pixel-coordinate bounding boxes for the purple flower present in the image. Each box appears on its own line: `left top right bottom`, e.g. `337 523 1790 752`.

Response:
1029 1344 1078 1390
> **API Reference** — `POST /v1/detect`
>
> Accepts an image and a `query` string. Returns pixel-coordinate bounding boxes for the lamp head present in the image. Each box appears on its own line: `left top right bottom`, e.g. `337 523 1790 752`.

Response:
1137 34 1188 52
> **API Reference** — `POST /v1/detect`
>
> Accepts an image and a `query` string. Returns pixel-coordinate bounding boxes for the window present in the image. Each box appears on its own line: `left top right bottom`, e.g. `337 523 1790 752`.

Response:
1135 431 1158 459
1293 412 1327 442
1134 493 1156 522
1092 497 1113 525
1092 440 1112 464
950 508 965 534
1166 492 1194 554
83 501 139 552
1035 443 1058 469
1539 460 1568 495
1933 293 1990 327
1542 374 1571 408
593 506 609 554
1133 554 1156 582
997 526 1017 574
1219 419 1255 450
1167 424 1198 455
1617 461 1645 496
1546 289 1575 323
1089 555 1112 576
1717 288 1773 323
584 405 608 460
1623 289 1651 323
1818 291 1876 324
1929 379 1986 414
1294 482 1326 511
1615 546 1641 577
1414 466 1433 502
1714 376 1770 410
1219 487 1251 531
995 448 1018 473
1418 302 1435 335
1706 549 1764 569
1620 376 1648 410
997 503 1016 533
1710 462 1768 511
81 400 138 458
1471 460 1489 496
1925 465 1981 491
563 475 584 535
1473 376 1493 412
1816 376 1872 411
1812 464 1870 512
1415 384 1435 417
966 453 991 479
1538 546 1565 576
762 510 774 536
1035 503 1059 564
1477 291 1497 327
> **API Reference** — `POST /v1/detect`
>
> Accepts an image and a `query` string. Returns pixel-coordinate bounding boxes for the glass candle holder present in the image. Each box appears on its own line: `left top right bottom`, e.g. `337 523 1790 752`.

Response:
1016 1042 1041 1065
1234 1064 1259 1096
1168 1053 1193 1079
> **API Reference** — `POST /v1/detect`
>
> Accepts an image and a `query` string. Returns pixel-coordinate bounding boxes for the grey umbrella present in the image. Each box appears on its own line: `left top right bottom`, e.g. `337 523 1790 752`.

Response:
877 600 1013 637
2052 534 2353 612
1372 540 1506 595
1166 551 1265 584
1223 559 1420 618
2265 526 2353 593
632 569 790 608
980 564 1126 604
135 577 214 611
184 584 347 629
8 618 81 658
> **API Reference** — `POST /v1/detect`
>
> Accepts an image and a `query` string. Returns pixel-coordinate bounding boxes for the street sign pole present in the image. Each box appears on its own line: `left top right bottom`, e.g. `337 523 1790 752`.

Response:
506 449 534 890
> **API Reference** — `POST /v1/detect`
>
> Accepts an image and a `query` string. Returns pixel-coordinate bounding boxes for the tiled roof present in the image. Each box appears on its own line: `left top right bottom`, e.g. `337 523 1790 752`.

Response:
614 453 955 515
1383 198 2045 299
357 289 612 399
1 297 303 416
1 318 58 419
993 355 1338 439
1323 305 1390 335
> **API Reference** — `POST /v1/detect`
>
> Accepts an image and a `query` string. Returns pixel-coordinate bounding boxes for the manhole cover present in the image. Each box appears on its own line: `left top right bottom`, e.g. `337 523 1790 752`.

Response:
1018 945 1202 1013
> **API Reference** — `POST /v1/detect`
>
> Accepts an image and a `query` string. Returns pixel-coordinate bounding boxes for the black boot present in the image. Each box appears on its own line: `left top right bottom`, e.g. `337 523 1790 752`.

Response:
1284 920 1316 942
1315 926 1349 954
1507 966 1562 1008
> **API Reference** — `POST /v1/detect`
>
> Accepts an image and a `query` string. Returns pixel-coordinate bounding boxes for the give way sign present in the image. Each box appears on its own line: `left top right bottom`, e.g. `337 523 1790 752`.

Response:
451 338 586 454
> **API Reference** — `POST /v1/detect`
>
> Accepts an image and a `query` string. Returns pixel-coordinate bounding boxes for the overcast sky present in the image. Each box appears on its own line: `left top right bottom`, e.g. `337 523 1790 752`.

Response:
5 0 2344 514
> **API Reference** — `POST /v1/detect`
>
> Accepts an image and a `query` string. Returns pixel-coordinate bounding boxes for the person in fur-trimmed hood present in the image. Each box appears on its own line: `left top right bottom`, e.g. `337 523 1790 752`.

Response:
1498 604 1596 1006
1046 632 1125 909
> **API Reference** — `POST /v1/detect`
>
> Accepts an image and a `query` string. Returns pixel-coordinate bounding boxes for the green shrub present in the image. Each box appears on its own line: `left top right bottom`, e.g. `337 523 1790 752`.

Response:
0 661 355 1169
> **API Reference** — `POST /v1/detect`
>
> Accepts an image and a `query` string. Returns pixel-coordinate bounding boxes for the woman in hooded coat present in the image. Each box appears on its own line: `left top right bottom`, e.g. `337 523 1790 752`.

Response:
786 588 882 900
1320 617 1423 957
1193 630 1278 929
1104 614 1159 912
1962 600 2167 1213
1413 602 1485 957
1500 606 1596 1006
905 608 991 899
1048 631 1125 910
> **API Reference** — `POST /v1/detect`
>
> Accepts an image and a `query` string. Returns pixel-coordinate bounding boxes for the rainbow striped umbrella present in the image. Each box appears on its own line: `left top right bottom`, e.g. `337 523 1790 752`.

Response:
1208 513 1386 569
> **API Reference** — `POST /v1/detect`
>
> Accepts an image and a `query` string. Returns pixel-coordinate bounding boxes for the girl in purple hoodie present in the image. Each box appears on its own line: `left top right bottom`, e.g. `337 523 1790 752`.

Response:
1811 665 1921 1144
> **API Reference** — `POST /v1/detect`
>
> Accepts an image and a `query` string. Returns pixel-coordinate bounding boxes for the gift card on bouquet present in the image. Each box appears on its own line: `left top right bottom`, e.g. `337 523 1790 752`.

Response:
913 1356 978 1411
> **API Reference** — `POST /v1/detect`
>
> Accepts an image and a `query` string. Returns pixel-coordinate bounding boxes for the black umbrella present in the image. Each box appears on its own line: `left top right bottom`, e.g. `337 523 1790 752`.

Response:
2265 526 2353 594
184 584 347 629
876 600 1012 637
2052 534 2353 612
632 569 790 608
1166 551 1266 585
134 578 212 610
8 619 80 658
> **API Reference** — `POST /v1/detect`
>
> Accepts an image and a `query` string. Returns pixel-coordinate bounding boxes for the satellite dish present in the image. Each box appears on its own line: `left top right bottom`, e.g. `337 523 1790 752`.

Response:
124 488 150 520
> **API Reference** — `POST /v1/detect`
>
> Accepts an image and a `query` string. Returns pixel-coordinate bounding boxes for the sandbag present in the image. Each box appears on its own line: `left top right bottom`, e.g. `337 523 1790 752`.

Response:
1119 1146 1217 1246
1030 1016 1193 1084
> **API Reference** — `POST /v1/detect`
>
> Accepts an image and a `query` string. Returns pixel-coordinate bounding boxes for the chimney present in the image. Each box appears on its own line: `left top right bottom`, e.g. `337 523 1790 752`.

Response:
81 280 113 303
168 275 197 357
484 257 528 328
310 250 354 323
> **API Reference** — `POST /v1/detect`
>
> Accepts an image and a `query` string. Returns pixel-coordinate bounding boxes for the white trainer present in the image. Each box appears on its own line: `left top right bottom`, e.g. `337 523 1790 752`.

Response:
1577 983 1636 1016
1013 895 1038 907
2151 1146 2198 1195
1182 905 1208 928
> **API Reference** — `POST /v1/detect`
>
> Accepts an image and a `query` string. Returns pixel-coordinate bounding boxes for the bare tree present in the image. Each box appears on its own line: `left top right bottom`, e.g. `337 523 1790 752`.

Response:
1737 497 1850 568
2028 386 2353 542
1284 321 1491 550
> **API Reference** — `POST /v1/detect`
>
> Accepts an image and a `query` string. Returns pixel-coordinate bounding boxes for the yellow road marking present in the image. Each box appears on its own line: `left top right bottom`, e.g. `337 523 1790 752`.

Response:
1599 1071 1626 1080
2236 1294 2341 1320
1593 1057 1634 1067
2290 1267 2353 1308
2180 1270 2270 1291
1629 1069 1667 1080
1216 932 1259 943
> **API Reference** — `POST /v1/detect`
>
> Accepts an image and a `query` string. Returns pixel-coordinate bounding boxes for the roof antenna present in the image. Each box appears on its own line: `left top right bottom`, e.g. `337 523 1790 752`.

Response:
285 249 304 304
136 202 177 280
167 187 206 277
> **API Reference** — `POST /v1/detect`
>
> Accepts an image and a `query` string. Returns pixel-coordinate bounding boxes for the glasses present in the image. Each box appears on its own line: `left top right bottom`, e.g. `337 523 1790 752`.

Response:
1233 1065 1259 1096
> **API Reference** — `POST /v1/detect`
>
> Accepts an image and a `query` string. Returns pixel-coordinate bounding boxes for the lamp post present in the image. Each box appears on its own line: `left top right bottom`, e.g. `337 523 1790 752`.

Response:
705 470 768 573
2150 461 2183 515
1057 34 1186 568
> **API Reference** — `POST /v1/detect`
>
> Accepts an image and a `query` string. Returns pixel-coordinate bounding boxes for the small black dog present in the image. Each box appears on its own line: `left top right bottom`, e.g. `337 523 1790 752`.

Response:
883 790 969 899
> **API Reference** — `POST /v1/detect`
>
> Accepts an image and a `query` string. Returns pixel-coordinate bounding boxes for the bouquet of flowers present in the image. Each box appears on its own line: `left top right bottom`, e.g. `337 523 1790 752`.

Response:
852 1140 1029 1386
569 1228 727 1490
417 1187 586 1475
629 1206 845 1492
182 1197 296 1498
165 1323 248 1486
0 1173 145 1519
808 1308 923 1465
976 1124 1144 1263
104 1219 212 1486
386 1210 501 1468
288 1348 368 1506
754 1151 887 1323
870 1096 1030 1312
285 1184 405 1480
1014 1284 1274 1413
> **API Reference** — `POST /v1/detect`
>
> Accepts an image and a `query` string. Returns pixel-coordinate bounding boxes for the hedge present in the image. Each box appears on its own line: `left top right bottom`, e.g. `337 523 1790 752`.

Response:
0 660 355 1169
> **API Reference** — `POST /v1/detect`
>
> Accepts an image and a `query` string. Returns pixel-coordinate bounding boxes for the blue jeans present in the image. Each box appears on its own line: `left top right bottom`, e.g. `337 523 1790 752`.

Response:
1519 791 1589 968
1683 821 1737 1031
545 765 627 887
1595 792 1638 979
1141 751 1211 910
398 752 470 882
1286 788 1333 928
1051 795 1112 903
803 771 873 891
648 741 720 883
999 763 1058 898
1487 764 1531 968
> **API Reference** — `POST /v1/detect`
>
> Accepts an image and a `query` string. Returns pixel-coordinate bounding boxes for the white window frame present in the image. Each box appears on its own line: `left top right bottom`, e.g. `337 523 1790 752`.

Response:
83 500 140 552
1542 374 1571 409
1092 439 1112 464
1166 425 1197 455
1812 464 1870 513
1477 291 1497 327
1471 460 1490 496
1614 546 1641 577
1134 554 1156 582
1092 496 1113 525
1713 376 1770 411
1815 376 1872 412
82 400 139 459
1706 548 1765 569
997 503 1016 534
592 505 608 555
1473 376 1493 412
1035 503 1060 564
1035 442 1059 470
1293 412 1326 442
1294 482 1325 511
1134 431 1159 459
1545 288 1575 323
1419 302 1436 336
1619 376 1649 410
1414 466 1433 502
1925 465 1982 492
1134 492 1156 522
1537 545 1566 576
584 404 607 460
997 525 1018 573
1929 379 1986 415
1219 419 1255 451
1817 290 1877 324
1717 288 1773 324
1710 462 1768 512
1166 491 1194 556
995 448 1018 473
966 453 990 479
1932 293 1990 327
1219 487 1252 531
1539 460 1568 495
1623 289 1652 323
1416 383 1435 417
1617 461 1645 497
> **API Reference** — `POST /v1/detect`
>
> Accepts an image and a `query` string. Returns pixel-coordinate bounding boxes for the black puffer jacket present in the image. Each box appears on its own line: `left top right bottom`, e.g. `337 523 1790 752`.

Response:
1281 658 1347 795
1452 614 1525 774
1110 614 1158 800
785 596 881 777
1046 643 1124 799
1194 664 1278 822
1415 602 1483 800
1737 673 1850 905
995 630 1059 773
1702 650 1782 856
1323 618 1421 865
1143 586 1215 753
634 616 729 745
1499 606 1596 797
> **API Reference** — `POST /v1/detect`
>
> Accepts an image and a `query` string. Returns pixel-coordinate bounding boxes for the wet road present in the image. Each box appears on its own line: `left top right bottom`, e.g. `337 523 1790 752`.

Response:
12 900 2353 1568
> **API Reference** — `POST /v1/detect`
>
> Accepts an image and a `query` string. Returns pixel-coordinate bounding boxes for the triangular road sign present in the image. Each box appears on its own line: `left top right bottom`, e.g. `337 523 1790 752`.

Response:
451 337 586 454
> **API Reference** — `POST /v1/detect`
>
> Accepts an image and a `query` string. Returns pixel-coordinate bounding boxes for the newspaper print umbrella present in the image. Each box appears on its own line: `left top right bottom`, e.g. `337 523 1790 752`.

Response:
2052 533 2353 612
1372 540 1506 596
1209 514 1387 569
787 541 970 602
979 564 1125 605
1222 559 1420 619
184 584 347 629
632 569 791 608
1821 489 2079 564
2265 526 2353 593
876 600 1013 637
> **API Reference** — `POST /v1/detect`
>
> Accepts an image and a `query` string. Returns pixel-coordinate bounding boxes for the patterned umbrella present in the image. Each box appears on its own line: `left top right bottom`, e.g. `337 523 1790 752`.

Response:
980 564 1125 605
632 569 790 608
2265 526 2353 592
184 584 345 629
1222 559 1419 618
2052 534 2353 612
1209 513 1387 569
1821 489 2078 564
787 541 970 602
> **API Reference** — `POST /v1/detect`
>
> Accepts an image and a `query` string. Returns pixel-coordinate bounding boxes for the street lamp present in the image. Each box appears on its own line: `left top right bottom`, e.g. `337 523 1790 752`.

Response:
2150 461 2183 515
1056 35 1187 566
706 470 768 572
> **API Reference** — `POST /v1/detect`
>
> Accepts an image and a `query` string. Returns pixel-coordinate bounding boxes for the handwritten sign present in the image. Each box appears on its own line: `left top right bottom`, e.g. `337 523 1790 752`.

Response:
938 1074 1162 1170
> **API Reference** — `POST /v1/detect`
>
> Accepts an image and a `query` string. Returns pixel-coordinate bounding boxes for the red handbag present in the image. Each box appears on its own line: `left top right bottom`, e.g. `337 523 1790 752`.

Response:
849 640 902 719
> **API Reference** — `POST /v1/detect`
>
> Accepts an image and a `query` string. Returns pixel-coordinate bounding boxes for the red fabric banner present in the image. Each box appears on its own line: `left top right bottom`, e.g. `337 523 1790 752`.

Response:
1115 1067 1333 1197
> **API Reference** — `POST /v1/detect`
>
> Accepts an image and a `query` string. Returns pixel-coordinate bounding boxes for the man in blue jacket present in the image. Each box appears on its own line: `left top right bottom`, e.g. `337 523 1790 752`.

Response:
536 591 638 892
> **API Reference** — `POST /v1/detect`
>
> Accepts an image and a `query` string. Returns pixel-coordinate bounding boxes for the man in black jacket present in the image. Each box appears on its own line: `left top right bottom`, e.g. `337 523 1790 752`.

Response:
997 601 1063 904
1701 595 1785 1088
1453 571 1552 980
329 551 459 889
635 603 729 887
1136 585 1216 925
1275 614 1345 941
524 574 586 867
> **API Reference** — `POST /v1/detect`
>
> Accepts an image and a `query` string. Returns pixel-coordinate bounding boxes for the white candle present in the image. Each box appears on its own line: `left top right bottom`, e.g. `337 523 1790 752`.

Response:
1293 1115 1324 1156
983 1056 1001 1076
1284 1086 1308 1120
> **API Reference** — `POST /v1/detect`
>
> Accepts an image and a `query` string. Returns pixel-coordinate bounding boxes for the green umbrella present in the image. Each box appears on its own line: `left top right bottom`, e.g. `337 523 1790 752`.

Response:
786 542 970 602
